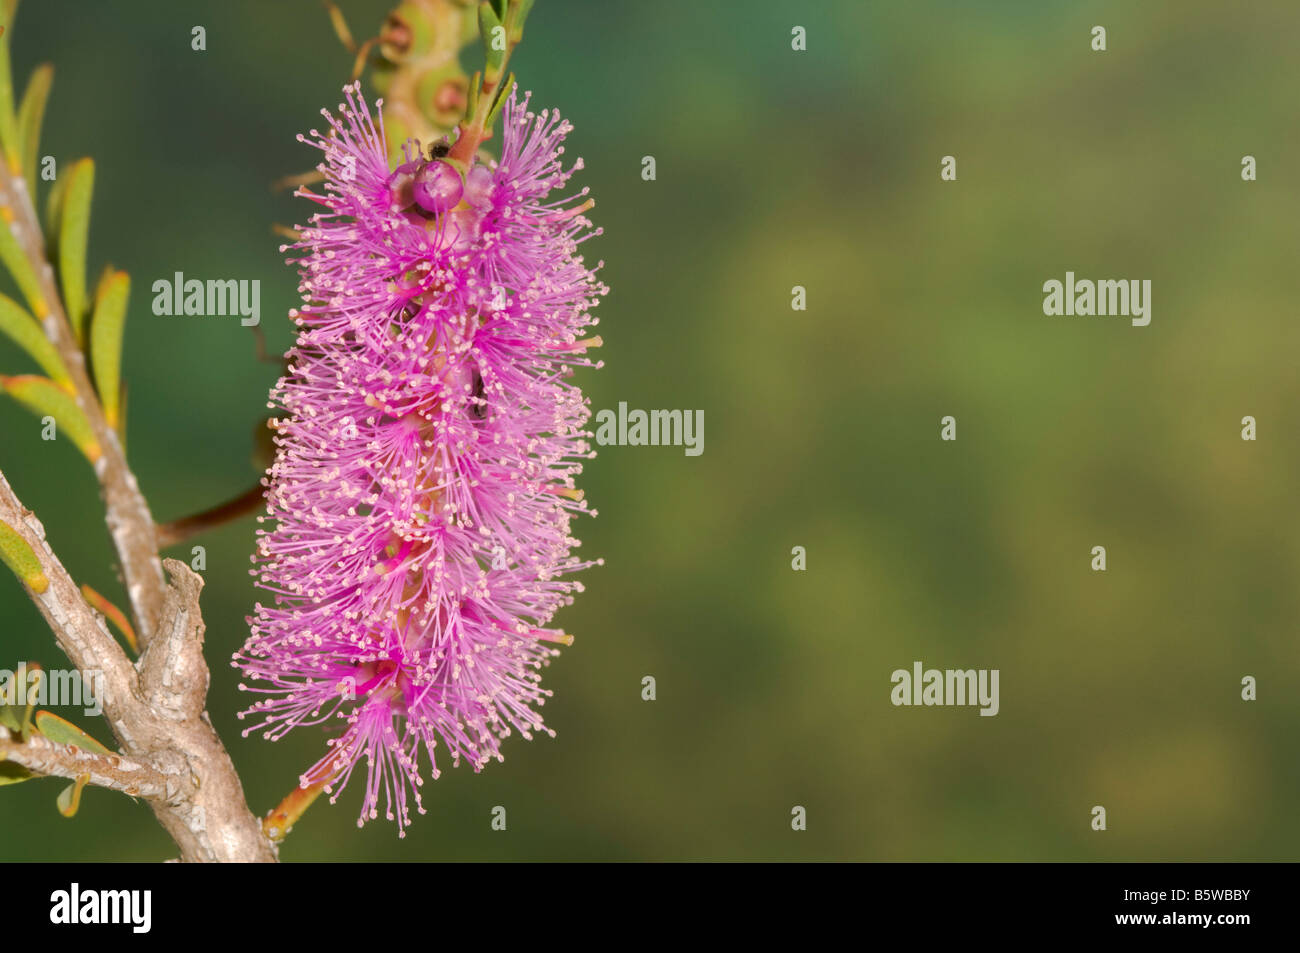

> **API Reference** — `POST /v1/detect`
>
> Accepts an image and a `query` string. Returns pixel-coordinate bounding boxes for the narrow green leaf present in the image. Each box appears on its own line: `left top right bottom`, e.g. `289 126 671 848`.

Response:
80 583 138 654
44 160 68 239
0 291 68 386
58 158 93 342
34 711 113 755
0 202 48 318
510 0 534 42
465 69 481 120
56 773 89 817
0 760 34 785
0 374 100 462
88 269 127 429
0 6 20 170
16 63 51 201
484 73 515 131
478 3 505 76
0 516 47 593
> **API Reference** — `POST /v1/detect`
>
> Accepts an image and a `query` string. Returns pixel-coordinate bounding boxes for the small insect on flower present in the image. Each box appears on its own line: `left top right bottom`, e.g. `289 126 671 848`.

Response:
234 83 606 835
469 369 488 421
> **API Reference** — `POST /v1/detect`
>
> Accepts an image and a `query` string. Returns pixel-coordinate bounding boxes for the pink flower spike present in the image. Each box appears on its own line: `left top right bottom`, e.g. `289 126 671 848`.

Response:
234 84 606 833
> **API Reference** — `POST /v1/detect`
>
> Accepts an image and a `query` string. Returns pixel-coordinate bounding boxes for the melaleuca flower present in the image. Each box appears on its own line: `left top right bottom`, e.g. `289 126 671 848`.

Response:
234 84 606 834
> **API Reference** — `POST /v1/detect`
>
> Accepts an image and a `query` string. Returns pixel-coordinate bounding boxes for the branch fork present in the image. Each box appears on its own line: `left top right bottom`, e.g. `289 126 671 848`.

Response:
0 474 276 860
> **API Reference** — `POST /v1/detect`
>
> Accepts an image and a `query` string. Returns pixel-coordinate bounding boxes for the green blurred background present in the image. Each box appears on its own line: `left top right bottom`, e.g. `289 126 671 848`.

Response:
2 0 1298 861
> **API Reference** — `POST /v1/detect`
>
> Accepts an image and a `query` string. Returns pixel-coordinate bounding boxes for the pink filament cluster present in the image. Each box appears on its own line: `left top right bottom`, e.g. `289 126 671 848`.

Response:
234 84 605 833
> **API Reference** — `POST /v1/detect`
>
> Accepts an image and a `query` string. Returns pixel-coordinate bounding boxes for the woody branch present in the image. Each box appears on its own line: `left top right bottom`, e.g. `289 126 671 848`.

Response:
0 469 275 862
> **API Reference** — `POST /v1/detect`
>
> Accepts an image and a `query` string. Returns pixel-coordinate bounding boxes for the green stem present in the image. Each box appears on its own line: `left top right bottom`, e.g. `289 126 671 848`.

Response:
447 1 522 164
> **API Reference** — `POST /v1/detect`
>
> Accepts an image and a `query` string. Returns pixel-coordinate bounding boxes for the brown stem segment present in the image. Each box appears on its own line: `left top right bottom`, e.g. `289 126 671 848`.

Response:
156 483 267 548
0 726 169 799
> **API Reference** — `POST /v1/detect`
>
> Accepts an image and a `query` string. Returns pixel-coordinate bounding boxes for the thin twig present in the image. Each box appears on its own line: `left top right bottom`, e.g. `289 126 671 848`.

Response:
156 484 266 548
0 726 169 799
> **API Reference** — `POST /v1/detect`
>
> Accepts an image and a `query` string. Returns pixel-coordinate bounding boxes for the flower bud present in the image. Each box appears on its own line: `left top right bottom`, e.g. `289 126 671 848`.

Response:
463 164 495 209
386 159 421 212
412 160 463 215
